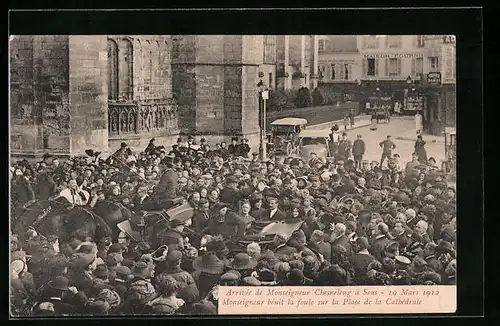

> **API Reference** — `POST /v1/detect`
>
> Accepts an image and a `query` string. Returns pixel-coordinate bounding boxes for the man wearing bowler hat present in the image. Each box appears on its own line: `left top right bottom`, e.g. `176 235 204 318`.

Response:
228 137 239 156
219 174 255 211
152 153 178 210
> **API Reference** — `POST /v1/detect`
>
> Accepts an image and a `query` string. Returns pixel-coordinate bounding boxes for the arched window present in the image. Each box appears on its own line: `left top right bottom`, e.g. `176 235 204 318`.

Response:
154 40 161 96
118 38 133 100
107 39 119 100
135 39 142 100
143 40 151 96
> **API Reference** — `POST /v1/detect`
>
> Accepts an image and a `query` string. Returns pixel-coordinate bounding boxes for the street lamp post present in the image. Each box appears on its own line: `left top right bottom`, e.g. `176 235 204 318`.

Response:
257 80 268 161
375 85 381 108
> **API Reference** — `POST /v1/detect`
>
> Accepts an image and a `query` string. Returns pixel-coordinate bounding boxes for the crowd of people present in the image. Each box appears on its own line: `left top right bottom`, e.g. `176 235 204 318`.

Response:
10 132 456 316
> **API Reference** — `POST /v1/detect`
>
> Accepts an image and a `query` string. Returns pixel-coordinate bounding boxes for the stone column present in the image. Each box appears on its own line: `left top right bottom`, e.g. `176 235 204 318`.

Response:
301 35 306 87
10 35 109 160
171 35 262 142
313 35 319 89
9 35 45 158
171 35 197 134
68 36 109 155
240 35 263 137
284 35 291 90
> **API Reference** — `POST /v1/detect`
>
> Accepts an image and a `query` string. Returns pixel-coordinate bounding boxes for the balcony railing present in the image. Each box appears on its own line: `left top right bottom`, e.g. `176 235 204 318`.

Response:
108 99 178 136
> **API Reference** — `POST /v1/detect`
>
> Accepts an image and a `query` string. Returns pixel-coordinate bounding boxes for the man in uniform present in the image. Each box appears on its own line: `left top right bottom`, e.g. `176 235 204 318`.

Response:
379 135 396 167
352 134 366 170
337 132 352 161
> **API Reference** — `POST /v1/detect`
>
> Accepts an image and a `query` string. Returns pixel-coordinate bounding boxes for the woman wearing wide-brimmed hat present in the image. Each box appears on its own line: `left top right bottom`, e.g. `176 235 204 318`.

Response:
191 252 224 299
225 253 257 278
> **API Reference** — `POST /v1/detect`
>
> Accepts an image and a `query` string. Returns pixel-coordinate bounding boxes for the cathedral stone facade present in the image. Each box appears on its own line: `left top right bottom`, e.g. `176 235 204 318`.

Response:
10 35 317 159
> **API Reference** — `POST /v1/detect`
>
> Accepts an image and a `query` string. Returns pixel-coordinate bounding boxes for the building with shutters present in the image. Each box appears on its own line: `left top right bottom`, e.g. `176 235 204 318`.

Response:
358 35 430 83
315 35 455 134
316 35 361 103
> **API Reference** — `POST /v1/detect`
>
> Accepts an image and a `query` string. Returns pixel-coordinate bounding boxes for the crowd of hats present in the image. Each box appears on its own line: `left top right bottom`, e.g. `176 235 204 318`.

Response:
10 136 456 316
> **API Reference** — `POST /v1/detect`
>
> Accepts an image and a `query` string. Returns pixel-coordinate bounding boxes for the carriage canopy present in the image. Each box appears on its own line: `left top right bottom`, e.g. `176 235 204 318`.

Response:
270 118 308 126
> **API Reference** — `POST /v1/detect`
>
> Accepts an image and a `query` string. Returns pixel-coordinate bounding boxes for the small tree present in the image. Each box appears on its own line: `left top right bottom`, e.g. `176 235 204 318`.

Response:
268 89 289 112
294 87 312 108
312 87 324 106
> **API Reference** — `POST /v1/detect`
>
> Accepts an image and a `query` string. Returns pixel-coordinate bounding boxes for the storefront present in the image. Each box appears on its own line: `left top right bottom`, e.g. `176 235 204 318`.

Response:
421 78 456 136
358 78 424 114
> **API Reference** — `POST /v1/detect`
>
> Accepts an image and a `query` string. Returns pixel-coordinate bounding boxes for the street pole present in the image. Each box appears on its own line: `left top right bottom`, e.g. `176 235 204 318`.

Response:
259 89 269 161
259 92 266 161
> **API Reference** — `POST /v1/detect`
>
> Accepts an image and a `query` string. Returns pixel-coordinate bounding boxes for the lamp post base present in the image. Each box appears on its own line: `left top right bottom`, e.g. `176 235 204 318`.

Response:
259 142 267 162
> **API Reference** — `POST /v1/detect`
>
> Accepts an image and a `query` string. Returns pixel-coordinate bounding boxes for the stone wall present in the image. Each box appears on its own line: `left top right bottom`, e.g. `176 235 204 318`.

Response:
11 35 285 158
10 36 44 153
36 36 71 151
10 35 109 159
266 102 360 130
223 66 243 133
10 36 72 155
68 36 109 155
197 65 225 134
172 36 197 133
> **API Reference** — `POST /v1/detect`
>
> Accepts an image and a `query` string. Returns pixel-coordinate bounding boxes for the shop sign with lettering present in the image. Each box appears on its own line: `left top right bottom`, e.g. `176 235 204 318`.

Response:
427 72 442 85
363 53 424 59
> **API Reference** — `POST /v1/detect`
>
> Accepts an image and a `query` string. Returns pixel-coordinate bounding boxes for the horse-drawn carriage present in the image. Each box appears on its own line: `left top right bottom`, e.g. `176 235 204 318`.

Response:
11 186 396 260
267 118 308 157
368 96 391 124
12 194 194 247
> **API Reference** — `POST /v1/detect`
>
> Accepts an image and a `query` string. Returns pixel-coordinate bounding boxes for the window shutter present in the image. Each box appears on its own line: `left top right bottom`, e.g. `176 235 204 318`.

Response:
374 58 379 76
362 37 366 49
362 59 367 76
397 58 402 76
385 58 389 76
348 64 352 80
411 58 416 76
